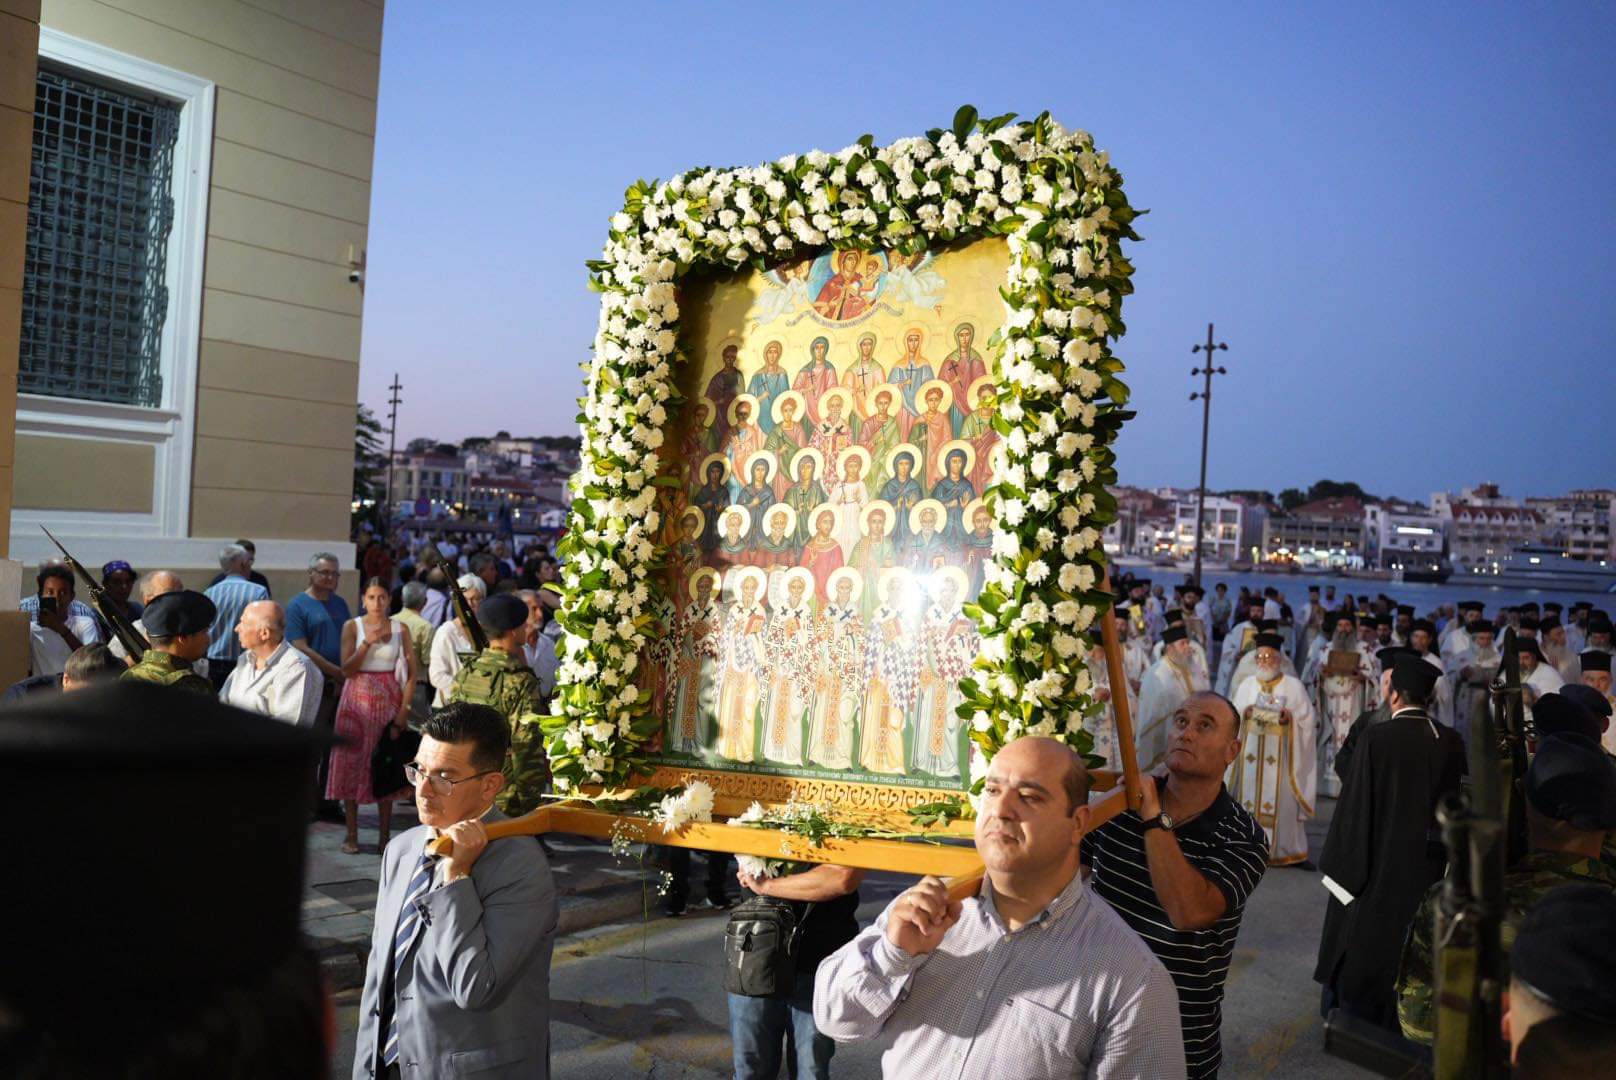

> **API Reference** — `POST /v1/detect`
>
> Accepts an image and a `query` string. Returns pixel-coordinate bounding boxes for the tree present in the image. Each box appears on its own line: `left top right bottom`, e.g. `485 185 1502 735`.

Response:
1305 479 1375 504
1278 487 1306 511
352 403 388 535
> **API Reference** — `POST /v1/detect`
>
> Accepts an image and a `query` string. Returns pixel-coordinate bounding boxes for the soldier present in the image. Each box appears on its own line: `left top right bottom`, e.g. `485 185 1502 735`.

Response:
1504 884 1616 1069
1395 732 1616 1044
120 590 216 693
446 592 547 815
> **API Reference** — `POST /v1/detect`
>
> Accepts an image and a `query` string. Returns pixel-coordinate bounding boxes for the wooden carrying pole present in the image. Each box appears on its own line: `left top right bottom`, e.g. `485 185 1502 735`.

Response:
431 568 1146 901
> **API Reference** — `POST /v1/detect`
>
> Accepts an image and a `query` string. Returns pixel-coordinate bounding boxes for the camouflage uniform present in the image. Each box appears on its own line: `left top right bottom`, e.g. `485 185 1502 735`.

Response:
1395 850 1616 1043
447 648 547 815
121 651 214 694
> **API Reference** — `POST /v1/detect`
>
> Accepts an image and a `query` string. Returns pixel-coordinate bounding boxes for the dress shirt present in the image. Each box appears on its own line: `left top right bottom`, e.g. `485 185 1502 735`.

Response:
219 640 325 726
420 588 450 629
204 574 271 662
813 869 1186 1079
429 621 477 707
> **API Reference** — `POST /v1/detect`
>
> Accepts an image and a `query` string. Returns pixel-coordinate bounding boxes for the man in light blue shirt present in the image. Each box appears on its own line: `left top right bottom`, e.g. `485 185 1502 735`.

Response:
202 544 270 690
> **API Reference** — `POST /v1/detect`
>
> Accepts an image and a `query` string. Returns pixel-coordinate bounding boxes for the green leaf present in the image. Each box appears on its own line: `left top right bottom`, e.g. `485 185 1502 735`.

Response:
953 105 979 140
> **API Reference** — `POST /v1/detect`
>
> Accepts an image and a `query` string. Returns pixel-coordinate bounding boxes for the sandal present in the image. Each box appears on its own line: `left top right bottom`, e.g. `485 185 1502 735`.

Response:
341 839 360 855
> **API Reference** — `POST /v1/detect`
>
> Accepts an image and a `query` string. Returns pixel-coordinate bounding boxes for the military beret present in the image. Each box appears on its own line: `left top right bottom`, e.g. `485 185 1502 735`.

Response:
1533 693 1602 742
1254 632 1285 651
1560 684 1613 721
1525 733 1616 829
1391 652 1441 700
476 591 530 634
141 589 216 637
1511 883 1616 1024
1162 624 1189 645
0 683 333 1019
1518 637 1545 661
1581 651 1613 674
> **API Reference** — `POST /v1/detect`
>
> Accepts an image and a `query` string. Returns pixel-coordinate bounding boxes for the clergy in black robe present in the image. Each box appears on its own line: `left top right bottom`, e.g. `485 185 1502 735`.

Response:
1313 652 1465 1031
1332 647 1405 780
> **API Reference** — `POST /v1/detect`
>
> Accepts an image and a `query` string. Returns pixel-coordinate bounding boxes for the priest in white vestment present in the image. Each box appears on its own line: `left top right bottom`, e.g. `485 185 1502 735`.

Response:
1302 610 1379 798
1117 606 1152 701
1152 609 1212 691
1517 636 1564 734
1136 624 1200 773
1407 619 1453 727
1225 621 1298 700
1215 599 1268 695
1446 620 1500 751
1541 617 1582 685
1439 602 1483 668
1083 643 1136 772
1228 634 1316 866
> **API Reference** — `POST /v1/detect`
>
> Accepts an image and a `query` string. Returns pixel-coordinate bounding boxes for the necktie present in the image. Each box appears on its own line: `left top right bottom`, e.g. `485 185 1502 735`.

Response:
381 851 437 1067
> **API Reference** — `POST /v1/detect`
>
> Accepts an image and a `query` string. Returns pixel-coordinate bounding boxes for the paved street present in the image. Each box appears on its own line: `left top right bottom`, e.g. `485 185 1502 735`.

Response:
326 800 1374 1079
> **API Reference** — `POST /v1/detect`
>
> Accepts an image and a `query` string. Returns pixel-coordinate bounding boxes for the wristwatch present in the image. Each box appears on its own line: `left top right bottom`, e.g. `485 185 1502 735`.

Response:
1141 812 1174 833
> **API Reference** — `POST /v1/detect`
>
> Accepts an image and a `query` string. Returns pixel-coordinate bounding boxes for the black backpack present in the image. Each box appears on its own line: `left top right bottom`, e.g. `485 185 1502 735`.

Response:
723 896 815 997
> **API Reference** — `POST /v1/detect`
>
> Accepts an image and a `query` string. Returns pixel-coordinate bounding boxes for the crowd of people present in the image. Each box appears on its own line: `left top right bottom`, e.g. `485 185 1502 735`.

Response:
8 546 1616 1077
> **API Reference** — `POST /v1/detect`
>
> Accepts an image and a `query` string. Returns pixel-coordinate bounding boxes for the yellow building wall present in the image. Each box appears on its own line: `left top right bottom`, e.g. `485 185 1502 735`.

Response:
0 0 41 568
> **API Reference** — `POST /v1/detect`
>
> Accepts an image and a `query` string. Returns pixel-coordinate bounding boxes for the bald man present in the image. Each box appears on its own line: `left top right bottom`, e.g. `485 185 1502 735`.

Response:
815 736 1187 1078
105 571 208 681
219 600 324 727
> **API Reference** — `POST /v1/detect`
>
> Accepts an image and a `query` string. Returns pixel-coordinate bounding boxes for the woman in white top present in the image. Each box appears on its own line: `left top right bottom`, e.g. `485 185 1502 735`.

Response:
328 578 417 854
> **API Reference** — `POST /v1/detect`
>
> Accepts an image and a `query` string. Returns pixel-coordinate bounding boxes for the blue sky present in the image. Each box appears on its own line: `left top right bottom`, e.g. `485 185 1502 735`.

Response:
358 2 1615 502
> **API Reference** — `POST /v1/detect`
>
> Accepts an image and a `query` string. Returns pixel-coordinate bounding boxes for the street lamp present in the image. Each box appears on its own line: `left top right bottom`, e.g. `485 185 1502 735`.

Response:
1189 323 1229 586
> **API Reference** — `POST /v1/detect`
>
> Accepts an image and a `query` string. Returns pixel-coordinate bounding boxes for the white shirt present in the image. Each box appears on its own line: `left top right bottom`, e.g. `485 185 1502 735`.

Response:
219 640 325 726
28 614 100 677
429 620 477 706
108 618 210 678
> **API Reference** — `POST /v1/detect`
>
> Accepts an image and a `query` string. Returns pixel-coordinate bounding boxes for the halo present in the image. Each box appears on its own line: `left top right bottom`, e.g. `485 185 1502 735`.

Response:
790 446 824 481
885 443 922 479
771 389 806 425
717 336 743 363
950 320 978 345
860 498 895 536
779 566 815 601
819 386 852 420
863 382 900 419
837 444 871 480
939 438 975 479
930 565 969 604
727 565 767 602
854 330 879 355
689 566 721 597
678 505 706 541
761 502 797 538
827 566 864 603
910 497 947 534
720 503 752 539
699 453 731 484
899 325 927 356
692 396 718 428
727 392 761 428
877 566 914 604
808 503 841 536
831 248 867 274
965 375 996 409
743 449 778 484
760 339 785 364
917 378 954 415
963 497 990 528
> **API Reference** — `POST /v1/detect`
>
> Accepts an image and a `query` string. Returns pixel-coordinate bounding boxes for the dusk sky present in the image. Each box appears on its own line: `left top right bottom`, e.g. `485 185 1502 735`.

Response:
358 3 1615 503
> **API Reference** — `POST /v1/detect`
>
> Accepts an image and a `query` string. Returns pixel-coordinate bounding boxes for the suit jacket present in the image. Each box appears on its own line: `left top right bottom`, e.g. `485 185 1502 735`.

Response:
353 811 558 1079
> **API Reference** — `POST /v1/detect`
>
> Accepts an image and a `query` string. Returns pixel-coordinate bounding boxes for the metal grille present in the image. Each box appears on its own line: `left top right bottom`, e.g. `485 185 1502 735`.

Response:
20 67 180 407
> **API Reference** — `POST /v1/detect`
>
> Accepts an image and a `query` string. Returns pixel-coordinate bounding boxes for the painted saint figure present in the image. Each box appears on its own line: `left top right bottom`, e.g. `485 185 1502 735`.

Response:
783 449 827 547
764 391 808 497
706 343 744 444
747 340 790 434
842 332 886 426
809 388 854 484
877 448 924 551
931 445 977 544
669 569 722 756
808 568 865 770
907 381 956 490
715 569 768 763
887 326 934 418
860 570 918 775
798 506 845 603
824 446 871 562
813 250 875 322
850 501 898 623
911 569 975 779
793 337 839 425
859 386 905 495
760 569 815 766
935 321 988 426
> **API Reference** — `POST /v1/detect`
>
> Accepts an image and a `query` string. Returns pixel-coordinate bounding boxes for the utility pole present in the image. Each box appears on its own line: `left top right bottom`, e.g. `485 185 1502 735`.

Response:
1189 324 1229 587
383 373 402 539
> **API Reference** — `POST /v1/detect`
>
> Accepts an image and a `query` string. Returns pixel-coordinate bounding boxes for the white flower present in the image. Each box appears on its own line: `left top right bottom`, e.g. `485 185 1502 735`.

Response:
1000 498 1027 527
972 711 993 733
1026 559 1050 585
654 780 716 834
1030 451 1051 479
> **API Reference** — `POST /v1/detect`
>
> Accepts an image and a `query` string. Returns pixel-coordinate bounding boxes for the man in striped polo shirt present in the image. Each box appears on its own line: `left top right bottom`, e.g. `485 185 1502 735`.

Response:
1084 691 1269 1078
202 544 271 691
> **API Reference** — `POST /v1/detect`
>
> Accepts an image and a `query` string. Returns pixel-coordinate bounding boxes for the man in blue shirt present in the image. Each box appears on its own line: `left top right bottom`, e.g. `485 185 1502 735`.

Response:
202 545 270 690
286 552 350 818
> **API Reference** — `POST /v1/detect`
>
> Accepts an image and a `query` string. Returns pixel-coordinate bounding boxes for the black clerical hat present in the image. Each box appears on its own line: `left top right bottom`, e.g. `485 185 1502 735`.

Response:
1469 620 1495 637
1511 884 1616 1024
1581 651 1612 674
1526 733 1616 830
141 588 216 637
1561 684 1613 721
1397 604 1414 617
1519 615 1540 631
1533 693 1601 742
1331 609 1357 627
1254 632 1285 651
477 591 529 634
1391 652 1440 700
0 683 334 1018
1518 637 1545 661
1591 617 1615 637
1164 608 1184 624
1162 624 1188 644
1258 618 1279 632
1412 618 1437 638
1541 615 1562 632
1377 645 1412 669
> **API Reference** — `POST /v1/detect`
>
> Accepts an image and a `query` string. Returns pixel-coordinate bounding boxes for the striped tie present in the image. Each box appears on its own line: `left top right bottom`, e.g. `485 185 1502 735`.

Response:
381 851 437 1067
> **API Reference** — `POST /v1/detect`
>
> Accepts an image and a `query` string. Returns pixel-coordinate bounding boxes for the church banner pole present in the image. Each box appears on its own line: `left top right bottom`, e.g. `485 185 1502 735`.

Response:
1099 570 1145 813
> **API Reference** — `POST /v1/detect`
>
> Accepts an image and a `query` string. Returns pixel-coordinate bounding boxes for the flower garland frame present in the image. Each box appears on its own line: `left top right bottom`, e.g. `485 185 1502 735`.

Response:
543 106 1141 797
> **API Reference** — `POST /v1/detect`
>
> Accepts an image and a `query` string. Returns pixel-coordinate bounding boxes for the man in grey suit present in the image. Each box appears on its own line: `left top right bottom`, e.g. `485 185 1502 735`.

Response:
354 703 559 1079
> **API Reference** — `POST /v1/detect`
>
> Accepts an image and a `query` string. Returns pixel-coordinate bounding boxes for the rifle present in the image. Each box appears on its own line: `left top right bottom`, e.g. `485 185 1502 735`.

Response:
40 526 150 661
430 550 489 654
1430 627 1520 1079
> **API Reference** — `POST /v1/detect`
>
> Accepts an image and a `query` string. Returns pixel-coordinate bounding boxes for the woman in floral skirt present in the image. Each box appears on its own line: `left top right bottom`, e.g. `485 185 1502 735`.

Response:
330 577 417 853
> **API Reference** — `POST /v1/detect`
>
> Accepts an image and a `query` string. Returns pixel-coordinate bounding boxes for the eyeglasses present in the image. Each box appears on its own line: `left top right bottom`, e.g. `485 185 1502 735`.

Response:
403 763 495 795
